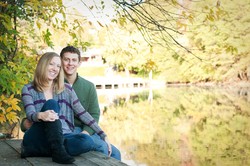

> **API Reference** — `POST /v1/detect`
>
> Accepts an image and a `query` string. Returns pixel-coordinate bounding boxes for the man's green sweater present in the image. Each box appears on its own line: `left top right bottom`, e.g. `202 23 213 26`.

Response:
66 74 100 135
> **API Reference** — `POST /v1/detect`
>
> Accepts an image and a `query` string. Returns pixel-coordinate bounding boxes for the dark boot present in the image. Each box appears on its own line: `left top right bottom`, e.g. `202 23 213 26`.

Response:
21 122 51 158
20 141 29 158
44 120 75 164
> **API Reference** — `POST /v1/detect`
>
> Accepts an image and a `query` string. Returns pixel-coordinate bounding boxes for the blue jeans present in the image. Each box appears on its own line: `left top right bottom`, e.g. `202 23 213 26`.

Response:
74 127 121 160
23 99 94 156
64 132 94 156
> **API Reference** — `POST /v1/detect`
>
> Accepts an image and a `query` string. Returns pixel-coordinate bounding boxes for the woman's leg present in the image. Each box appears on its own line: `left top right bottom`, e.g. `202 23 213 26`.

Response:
21 122 50 157
44 119 75 164
22 99 58 157
22 99 75 164
42 99 75 164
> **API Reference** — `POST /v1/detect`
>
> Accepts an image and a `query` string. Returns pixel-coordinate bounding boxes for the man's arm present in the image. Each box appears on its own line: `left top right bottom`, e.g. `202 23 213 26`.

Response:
20 117 33 132
82 84 100 135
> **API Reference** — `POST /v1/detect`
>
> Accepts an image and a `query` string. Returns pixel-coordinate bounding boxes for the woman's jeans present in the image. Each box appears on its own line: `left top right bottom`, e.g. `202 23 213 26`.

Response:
22 99 94 156
74 127 121 160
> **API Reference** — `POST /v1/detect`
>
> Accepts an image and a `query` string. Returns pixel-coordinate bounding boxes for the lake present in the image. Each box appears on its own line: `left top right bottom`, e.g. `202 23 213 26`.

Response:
97 85 250 166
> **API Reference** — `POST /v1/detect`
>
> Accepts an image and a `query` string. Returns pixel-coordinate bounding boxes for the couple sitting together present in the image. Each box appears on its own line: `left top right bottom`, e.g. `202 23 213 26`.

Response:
20 46 121 164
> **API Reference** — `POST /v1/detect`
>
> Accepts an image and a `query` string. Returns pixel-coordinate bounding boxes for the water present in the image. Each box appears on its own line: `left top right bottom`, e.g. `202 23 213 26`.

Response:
98 86 250 166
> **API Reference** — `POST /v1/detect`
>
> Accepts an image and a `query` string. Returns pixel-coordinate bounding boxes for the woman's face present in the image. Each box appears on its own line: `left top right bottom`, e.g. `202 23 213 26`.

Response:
47 56 61 81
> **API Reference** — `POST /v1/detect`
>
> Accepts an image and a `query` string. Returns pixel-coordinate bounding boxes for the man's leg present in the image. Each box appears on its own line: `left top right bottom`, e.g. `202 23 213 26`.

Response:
91 133 121 161
64 133 94 156
110 145 121 161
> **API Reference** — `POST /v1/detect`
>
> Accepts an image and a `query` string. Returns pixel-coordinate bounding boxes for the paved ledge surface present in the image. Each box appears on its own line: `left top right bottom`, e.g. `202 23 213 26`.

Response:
0 139 128 166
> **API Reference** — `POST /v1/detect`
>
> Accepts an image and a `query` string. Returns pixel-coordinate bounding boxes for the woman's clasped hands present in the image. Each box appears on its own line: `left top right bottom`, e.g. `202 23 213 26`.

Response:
38 110 59 121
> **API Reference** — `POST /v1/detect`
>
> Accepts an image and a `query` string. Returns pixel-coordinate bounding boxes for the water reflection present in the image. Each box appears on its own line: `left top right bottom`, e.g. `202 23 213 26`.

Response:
98 86 250 166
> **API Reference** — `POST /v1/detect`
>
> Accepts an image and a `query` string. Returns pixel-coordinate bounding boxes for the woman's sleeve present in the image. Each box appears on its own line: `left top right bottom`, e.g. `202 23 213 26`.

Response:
70 88 107 139
21 85 40 122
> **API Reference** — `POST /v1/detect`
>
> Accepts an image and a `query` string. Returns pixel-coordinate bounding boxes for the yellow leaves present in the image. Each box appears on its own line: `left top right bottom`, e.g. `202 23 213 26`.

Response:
118 17 127 27
0 114 6 123
0 94 21 124
204 5 227 23
6 107 12 113
224 45 238 55
1 94 20 108
0 102 4 113
176 21 187 31
12 104 21 112
6 112 19 124
0 2 8 7
36 21 41 29
171 0 178 6
188 14 194 24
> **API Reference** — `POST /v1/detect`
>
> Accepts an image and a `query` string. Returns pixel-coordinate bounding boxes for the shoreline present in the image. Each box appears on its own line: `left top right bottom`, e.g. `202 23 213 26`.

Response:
165 80 250 88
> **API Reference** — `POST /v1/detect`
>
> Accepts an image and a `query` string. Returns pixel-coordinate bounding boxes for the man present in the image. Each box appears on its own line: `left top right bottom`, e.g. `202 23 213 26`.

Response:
59 46 121 160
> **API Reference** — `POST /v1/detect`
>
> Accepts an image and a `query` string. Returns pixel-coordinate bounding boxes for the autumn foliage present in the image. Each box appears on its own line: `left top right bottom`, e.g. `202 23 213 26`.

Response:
0 1 65 129
0 94 21 124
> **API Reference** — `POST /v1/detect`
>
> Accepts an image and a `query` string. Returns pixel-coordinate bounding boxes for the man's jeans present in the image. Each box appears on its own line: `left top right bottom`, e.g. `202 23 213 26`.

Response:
74 127 121 160
63 132 94 156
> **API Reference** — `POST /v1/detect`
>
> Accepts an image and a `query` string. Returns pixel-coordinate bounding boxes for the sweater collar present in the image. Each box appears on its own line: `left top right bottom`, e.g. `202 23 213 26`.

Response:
64 73 79 86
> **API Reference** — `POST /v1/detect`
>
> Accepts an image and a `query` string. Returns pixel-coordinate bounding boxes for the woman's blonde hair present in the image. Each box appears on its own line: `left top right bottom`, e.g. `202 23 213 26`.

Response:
33 52 64 93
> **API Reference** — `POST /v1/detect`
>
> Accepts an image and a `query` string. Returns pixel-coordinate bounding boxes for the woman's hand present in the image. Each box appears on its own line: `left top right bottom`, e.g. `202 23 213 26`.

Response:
38 110 59 121
104 137 112 157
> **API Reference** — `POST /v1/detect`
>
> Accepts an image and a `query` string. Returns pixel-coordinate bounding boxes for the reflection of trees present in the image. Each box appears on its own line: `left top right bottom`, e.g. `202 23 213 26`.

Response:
100 87 250 166
192 114 249 165
109 91 161 107
189 88 250 166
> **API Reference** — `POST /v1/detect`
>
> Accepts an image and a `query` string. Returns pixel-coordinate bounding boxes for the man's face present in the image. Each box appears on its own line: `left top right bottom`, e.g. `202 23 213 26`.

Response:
61 52 81 76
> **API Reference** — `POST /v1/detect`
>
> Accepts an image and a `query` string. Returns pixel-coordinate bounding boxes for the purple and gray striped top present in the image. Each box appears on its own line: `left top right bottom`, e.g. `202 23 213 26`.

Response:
21 83 106 139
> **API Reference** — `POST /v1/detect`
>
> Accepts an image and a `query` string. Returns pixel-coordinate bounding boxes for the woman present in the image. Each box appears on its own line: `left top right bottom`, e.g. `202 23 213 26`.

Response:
21 52 112 164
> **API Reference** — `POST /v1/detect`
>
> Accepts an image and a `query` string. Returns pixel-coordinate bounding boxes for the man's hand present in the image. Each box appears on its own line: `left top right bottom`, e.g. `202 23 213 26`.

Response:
81 130 90 135
22 118 33 130
104 137 112 157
